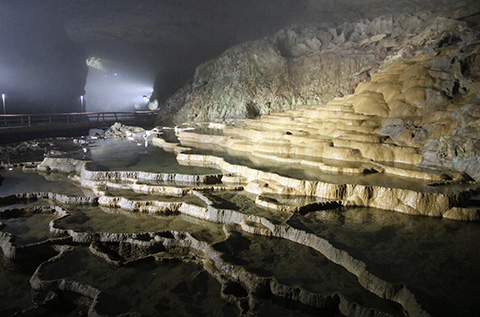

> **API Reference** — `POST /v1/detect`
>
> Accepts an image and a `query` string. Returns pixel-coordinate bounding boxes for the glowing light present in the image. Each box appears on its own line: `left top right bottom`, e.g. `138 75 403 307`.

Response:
86 57 110 72
84 61 155 112
80 95 85 112
2 93 5 114
148 99 159 110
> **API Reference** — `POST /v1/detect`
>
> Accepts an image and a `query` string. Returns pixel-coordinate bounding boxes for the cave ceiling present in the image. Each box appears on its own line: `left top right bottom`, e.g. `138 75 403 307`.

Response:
58 0 475 100
0 0 476 112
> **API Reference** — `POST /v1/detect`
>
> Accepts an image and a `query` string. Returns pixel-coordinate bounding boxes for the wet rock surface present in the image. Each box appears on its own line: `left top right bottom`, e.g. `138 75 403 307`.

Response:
1 134 480 316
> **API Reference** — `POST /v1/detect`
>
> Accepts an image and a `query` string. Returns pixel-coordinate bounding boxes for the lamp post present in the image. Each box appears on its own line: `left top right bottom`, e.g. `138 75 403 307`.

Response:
2 94 5 114
80 95 85 112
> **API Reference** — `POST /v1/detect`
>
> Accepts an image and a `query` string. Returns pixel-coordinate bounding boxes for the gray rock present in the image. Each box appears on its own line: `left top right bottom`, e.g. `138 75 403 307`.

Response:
88 128 105 138
157 13 475 125
106 122 145 139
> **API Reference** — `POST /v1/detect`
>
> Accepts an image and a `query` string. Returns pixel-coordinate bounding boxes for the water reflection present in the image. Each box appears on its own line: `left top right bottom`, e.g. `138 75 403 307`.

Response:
1 135 479 316
298 207 480 316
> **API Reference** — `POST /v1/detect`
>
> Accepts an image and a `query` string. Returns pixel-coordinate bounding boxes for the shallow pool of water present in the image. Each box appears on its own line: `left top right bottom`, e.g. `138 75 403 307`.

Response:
294 207 480 316
188 148 468 193
1 213 55 246
0 168 84 197
42 247 238 316
0 257 35 315
85 139 220 175
214 231 403 315
1 136 479 316
55 205 225 243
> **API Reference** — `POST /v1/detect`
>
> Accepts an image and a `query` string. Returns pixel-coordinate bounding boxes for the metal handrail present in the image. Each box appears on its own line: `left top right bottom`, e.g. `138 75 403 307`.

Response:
0 111 158 128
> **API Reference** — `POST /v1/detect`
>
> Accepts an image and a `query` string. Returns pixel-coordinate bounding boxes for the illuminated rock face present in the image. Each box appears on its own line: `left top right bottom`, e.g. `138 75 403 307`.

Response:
56 0 477 112
164 36 480 220
158 9 480 182
158 11 478 124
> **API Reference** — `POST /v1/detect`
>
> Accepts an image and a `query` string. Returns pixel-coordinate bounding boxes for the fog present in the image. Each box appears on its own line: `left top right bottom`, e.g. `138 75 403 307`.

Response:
0 1 87 113
84 58 154 112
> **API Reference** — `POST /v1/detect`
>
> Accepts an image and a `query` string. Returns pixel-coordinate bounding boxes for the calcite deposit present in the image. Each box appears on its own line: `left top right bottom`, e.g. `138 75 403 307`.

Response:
2 3 480 316
158 8 480 182
163 18 480 220
0 159 423 316
1 131 479 316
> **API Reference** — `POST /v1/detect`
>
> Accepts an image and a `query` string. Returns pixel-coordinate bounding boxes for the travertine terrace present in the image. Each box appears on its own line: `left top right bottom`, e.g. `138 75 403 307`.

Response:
173 46 480 222
2 2 480 316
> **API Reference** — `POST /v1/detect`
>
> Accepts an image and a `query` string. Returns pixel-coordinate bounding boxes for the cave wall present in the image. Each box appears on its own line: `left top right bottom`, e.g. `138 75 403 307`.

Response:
157 10 477 125
156 4 480 178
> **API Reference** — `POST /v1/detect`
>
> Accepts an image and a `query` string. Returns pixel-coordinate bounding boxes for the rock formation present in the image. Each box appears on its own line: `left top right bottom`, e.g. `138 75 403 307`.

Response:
2 2 480 316
157 9 479 125
106 122 145 139
0 160 429 316
1 132 479 315
55 0 477 110
156 5 480 182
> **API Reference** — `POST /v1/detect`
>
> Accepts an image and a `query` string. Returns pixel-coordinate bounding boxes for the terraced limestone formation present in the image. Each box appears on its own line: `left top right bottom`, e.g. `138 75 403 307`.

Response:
173 44 480 222
0 158 407 315
1 133 480 316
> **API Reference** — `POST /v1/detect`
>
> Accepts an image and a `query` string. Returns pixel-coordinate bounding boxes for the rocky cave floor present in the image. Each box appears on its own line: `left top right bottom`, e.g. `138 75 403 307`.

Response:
1 128 480 317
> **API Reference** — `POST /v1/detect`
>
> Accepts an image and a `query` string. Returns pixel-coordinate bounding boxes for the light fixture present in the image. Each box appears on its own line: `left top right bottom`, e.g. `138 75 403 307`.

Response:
2 93 5 114
80 95 85 112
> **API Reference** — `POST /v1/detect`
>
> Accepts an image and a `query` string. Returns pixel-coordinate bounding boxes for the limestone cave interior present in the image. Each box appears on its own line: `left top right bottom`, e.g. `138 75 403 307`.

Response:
1 0 480 316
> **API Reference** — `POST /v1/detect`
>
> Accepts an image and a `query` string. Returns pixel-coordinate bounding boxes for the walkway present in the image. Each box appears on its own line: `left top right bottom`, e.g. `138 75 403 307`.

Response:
0 111 158 143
